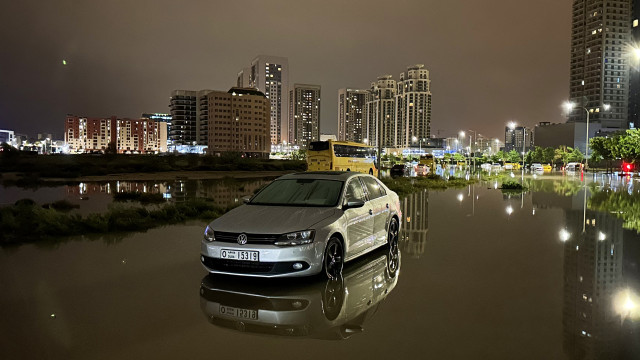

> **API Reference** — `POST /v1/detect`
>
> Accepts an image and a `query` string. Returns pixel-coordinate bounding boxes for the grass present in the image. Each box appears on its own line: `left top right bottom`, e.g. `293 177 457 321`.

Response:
381 175 477 198
0 198 229 246
499 180 528 193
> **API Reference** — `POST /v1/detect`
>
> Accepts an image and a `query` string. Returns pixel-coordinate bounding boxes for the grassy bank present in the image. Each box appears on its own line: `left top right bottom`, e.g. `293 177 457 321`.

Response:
0 198 228 246
0 153 306 179
381 175 477 198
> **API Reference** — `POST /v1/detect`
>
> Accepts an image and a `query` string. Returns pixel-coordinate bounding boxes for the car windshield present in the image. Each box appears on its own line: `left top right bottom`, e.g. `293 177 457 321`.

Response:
249 179 343 206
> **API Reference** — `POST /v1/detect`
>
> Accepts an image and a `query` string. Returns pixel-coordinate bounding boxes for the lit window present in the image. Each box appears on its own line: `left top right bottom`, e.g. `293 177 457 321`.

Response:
634 19 639 27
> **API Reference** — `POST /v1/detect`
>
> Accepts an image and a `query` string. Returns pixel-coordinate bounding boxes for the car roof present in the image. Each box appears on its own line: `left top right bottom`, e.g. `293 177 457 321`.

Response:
280 171 367 181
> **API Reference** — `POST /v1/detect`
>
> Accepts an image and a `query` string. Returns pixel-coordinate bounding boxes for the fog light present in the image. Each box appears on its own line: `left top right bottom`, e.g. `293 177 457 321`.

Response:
293 263 303 270
201 256 205 262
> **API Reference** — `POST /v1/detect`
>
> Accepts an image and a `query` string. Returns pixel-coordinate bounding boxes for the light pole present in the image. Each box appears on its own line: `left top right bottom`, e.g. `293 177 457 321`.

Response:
563 101 610 171
466 129 477 171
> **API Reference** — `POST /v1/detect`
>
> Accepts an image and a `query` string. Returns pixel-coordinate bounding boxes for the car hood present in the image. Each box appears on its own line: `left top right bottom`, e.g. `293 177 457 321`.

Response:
210 205 337 234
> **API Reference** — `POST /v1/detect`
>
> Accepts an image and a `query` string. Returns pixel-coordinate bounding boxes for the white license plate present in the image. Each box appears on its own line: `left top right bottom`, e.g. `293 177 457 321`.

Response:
219 305 258 320
220 249 259 262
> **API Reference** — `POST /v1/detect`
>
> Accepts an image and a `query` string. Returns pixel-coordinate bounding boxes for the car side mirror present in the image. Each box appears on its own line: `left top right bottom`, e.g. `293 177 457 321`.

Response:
242 196 251 204
343 199 365 210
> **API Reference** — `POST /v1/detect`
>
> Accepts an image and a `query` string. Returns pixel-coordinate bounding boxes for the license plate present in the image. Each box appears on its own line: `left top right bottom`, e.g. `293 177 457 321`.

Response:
219 305 258 320
220 249 259 262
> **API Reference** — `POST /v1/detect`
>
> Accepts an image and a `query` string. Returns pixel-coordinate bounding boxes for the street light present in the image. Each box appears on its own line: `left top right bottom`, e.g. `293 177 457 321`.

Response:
466 129 477 171
563 101 610 171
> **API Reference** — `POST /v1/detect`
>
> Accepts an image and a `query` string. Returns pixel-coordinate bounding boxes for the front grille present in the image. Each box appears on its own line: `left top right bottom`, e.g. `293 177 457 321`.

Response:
214 231 280 245
201 256 310 275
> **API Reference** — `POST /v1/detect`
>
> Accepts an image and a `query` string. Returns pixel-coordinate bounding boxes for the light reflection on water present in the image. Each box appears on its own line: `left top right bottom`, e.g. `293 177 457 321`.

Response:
0 175 638 359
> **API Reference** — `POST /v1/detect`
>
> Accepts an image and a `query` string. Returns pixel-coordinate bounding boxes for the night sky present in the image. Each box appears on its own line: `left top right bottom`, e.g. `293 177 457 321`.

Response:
0 0 571 140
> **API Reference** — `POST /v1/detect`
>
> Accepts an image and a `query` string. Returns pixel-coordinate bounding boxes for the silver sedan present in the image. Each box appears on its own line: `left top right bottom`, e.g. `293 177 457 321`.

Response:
200 171 402 278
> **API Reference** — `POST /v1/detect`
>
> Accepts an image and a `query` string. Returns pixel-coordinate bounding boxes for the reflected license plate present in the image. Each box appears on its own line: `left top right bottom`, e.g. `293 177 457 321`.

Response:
220 249 259 262
219 305 258 320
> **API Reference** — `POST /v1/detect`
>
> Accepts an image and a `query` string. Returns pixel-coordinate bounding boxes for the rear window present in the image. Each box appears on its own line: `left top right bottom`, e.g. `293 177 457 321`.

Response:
309 141 330 151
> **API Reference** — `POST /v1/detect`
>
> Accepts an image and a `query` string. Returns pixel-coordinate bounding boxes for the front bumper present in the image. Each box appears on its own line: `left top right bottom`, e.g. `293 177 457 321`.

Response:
200 241 325 278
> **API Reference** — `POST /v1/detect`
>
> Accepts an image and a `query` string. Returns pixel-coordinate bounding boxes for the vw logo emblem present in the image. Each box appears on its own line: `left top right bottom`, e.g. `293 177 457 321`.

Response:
237 233 248 245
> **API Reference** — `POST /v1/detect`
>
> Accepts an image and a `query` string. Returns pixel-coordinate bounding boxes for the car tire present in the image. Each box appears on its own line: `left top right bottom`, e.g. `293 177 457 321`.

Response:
387 217 399 254
346 168 350 171
323 237 344 280
322 276 344 321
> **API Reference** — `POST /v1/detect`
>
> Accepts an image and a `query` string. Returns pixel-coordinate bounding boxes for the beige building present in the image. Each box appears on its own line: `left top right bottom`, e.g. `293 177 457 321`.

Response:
207 87 270 158
338 88 368 143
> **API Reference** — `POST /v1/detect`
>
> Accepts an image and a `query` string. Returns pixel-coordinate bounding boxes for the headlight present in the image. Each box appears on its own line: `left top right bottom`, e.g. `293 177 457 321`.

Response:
274 230 315 246
204 226 215 242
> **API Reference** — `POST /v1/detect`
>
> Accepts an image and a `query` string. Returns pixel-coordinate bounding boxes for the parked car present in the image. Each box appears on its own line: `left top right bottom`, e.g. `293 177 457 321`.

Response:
415 163 430 176
390 164 410 176
491 163 503 172
565 162 581 172
200 171 402 279
542 164 552 172
531 163 544 172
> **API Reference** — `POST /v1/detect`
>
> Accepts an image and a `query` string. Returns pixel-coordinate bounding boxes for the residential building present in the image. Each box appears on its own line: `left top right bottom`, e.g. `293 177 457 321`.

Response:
396 64 432 148
169 90 197 145
365 75 397 148
289 84 321 149
504 125 533 153
206 87 270 158
629 0 640 129
236 66 251 88
0 129 16 147
568 0 631 129
338 88 368 143
65 115 167 153
241 55 289 145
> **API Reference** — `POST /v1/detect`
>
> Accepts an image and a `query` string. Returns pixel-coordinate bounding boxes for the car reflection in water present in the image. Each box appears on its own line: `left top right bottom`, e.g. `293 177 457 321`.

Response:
199 246 400 340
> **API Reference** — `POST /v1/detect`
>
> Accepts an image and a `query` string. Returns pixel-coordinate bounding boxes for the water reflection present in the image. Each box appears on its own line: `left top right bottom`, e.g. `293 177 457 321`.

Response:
535 186 640 359
399 190 429 258
199 247 400 340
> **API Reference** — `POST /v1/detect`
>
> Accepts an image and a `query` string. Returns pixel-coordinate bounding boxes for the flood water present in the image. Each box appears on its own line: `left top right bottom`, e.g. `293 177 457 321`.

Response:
1 174 639 359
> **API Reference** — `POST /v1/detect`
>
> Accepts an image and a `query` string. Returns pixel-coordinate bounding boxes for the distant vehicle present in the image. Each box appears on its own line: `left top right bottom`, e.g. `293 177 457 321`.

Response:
307 140 378 176
419 154 435 170
531 163 544 172
491 163 503 172
622 162 634 174
480 163 492 171
504 162 521 170
415 163 429 176
390 164 410 176
542 164 552 172
565 162 581 172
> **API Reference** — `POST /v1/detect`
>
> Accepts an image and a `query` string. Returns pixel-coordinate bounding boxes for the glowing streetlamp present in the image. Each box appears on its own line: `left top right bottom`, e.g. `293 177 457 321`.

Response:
563 101 610 170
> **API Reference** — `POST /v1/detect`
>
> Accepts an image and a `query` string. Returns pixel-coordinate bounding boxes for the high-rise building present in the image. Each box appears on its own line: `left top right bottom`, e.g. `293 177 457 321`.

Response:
142 113 172 147
169 90 197 145
365 75 397 148
504 126 533 153
569 0 631 129
396 64 432 148
237 67 251 88
206 87 270 158
288 84 321 149
338 88 368 143
629 0 640 129
65 115 167 153
242 55 289 145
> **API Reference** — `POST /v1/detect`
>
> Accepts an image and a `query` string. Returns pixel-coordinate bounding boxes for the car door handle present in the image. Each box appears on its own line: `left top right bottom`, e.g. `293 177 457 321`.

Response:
369 209 373 215
386 203 389 209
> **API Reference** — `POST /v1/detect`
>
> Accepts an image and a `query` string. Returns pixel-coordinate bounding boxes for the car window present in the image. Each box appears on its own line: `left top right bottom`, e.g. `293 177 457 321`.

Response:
344 178 366 203
375 179 387 196
250 179 343 206
361 176 384 200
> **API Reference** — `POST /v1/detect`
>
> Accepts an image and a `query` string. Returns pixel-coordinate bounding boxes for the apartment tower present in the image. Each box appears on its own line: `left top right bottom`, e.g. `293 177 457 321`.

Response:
569 0 631 129
289 84 321 149
365 75 397 148
396 64 432 148
338 88 368 143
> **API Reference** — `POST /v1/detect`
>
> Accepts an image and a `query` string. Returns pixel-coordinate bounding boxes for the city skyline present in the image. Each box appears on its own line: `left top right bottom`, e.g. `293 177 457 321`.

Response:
1 0 571 139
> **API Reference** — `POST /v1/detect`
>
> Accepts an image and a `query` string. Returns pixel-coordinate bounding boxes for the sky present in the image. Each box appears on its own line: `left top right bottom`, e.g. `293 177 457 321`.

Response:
0 0 571 140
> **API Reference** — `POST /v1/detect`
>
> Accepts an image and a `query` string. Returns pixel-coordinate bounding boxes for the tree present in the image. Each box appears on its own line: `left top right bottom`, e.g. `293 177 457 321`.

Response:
590 136 617 173
542 147 555 164
618 129 640 163
491 150 506 163
555 146 571 167
506 150 521 163
567 147 584 163
453 153 465 162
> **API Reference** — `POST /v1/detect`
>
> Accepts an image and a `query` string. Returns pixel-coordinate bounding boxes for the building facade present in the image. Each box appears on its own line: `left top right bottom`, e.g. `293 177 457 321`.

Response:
206 87 270 158
629 0 640 129
504 126 534 153
396 64 432 148
242 55 289 145
569 0 631 129
288 84 321 149
0 129 16 147
65 115 167 153
365 75 397 148
338 88 368 143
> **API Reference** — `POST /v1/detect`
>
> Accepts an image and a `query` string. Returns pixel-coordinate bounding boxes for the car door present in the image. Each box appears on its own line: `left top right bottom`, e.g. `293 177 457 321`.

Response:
360 176 389 247
343 177 374 259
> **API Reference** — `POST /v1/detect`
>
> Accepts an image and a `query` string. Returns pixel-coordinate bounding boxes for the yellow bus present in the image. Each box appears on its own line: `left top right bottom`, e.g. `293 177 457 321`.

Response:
307 140 378 176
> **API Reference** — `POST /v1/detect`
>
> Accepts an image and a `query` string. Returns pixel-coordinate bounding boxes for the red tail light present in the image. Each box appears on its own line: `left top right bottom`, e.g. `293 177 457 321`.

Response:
623 162 633 172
